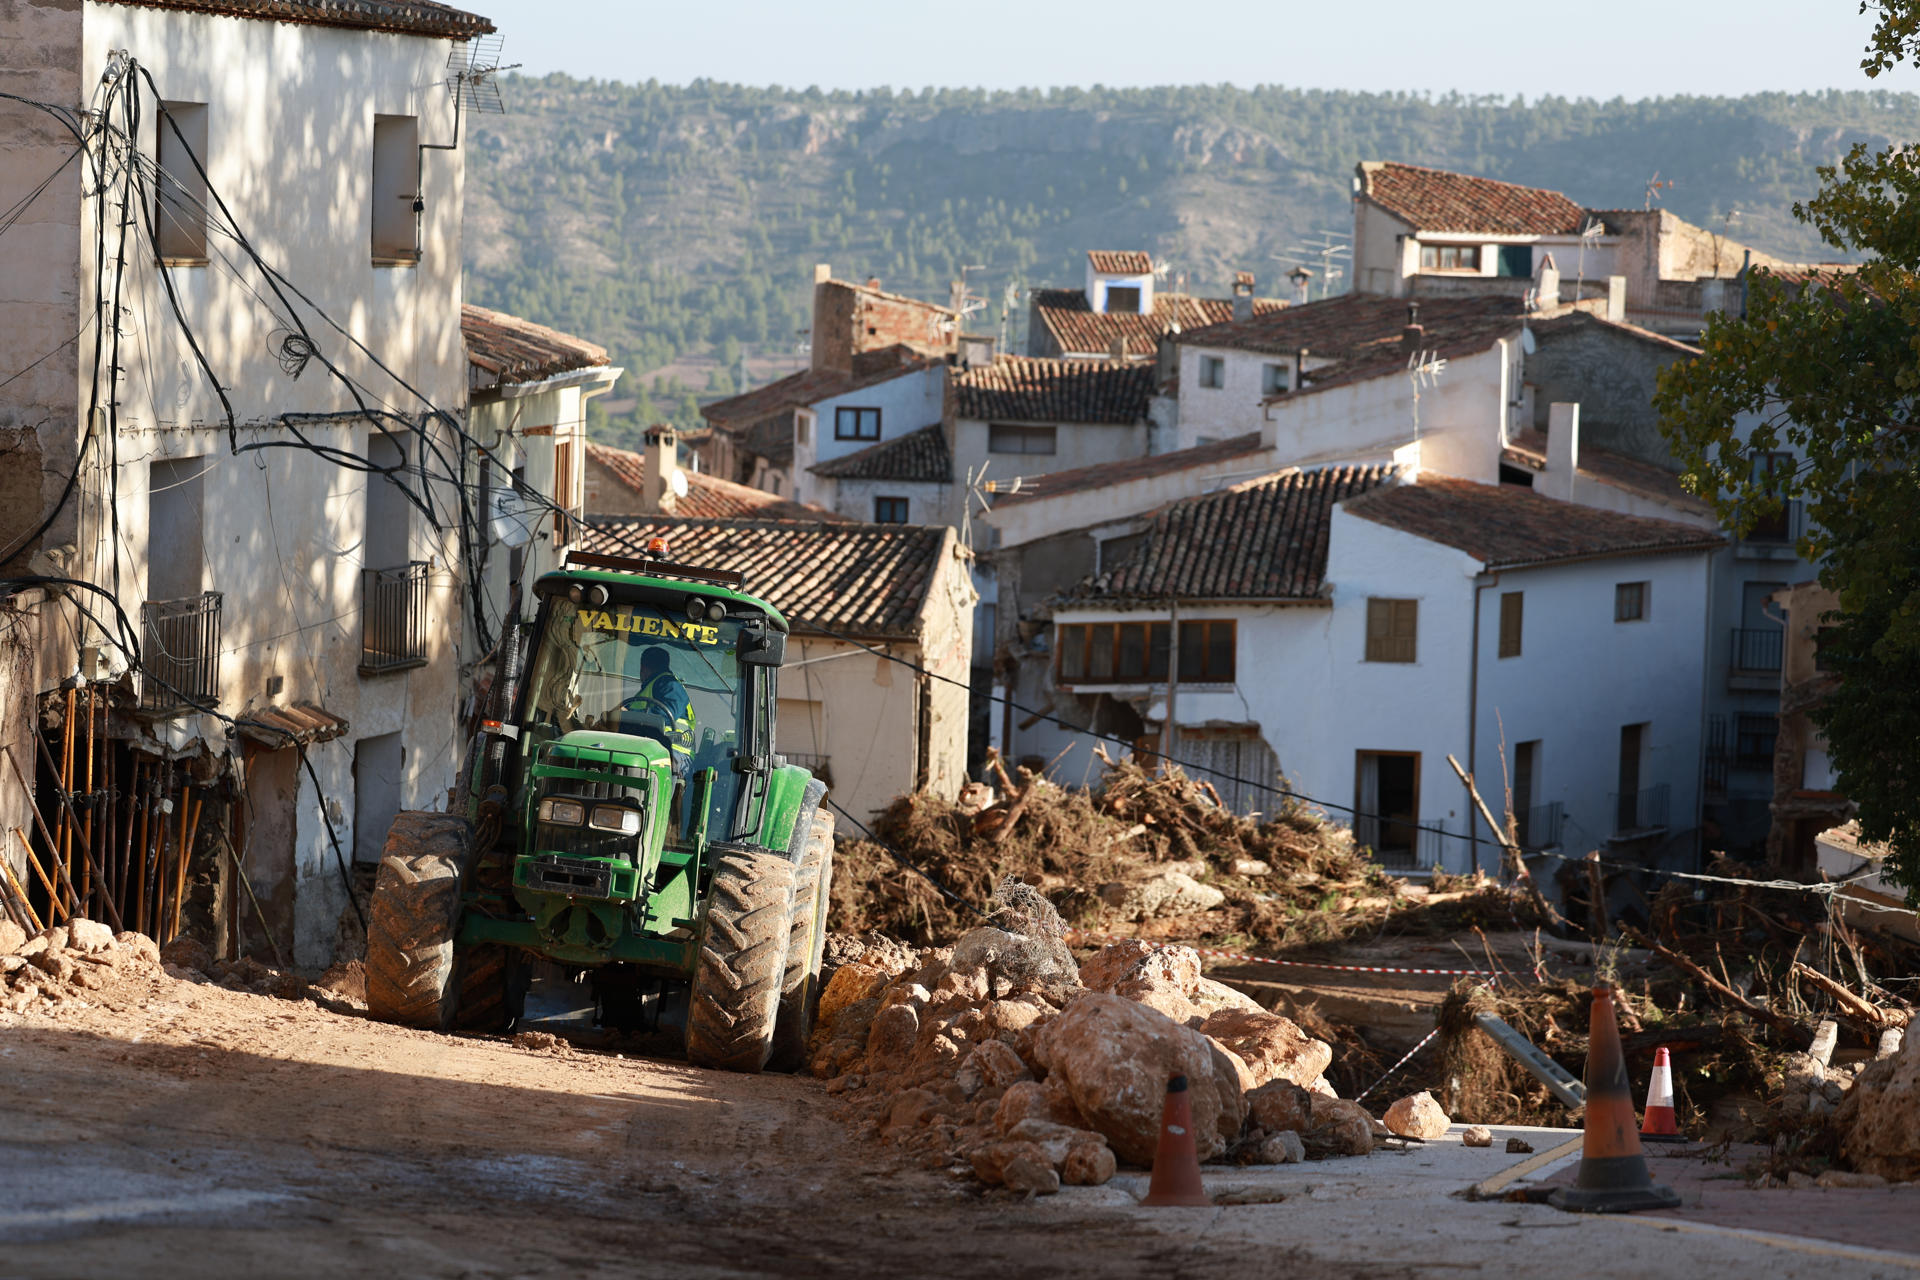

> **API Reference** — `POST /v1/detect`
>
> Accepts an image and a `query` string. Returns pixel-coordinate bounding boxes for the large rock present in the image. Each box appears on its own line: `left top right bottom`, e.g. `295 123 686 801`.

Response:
1383 1091 1450 1140
1189 976 1265 1018
818 961 891 1025
1835 1021 1920 1181
1246 1080 1314 1135
1303 1097 1375 1157
1097 870 1226 921
1032 993 1245 1165
969 1140 1060 1195
64 919 115 955
1115 979 1202 1026
1258 1130 1306 1164
994 1077 1086 1134
0 919 25 957
865 1001 920 1068
1196 1007 1333 1090
1079 940 1202 996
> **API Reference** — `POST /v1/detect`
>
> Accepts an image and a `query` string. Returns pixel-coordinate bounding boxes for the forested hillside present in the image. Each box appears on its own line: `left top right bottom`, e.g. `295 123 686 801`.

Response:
462 77 1916 444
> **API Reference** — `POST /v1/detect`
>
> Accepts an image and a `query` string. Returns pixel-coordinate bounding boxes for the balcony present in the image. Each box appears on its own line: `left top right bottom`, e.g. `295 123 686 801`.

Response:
360 561 429 675
1609 783 1670 838
1515 800 1564 851
140 592 222 715
1729 627 1783 675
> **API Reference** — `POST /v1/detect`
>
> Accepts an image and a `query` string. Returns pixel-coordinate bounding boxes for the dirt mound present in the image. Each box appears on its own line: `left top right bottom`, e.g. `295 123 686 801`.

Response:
831 752 1539 954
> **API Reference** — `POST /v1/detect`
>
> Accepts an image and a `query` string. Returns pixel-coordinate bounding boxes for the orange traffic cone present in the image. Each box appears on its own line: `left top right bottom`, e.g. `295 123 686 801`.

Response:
1549 986 1682 1213
1140 1075 1212 1207
1640 1046 1684 1143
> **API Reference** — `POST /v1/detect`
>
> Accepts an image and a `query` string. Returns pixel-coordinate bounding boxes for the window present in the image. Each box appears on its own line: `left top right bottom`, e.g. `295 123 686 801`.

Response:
1497 591 1523 659
873 496 909 523
552 439 575 545
1511 739 1538 844
1105 285 1141 314
1615 722 1645 830
1198 355 1225 389
1056 619 1235 684
1734 715 1778 771
1365 598 1418 663
1496 245 1533 278
834 406 881 440
1261 363 1290 396
1355 751 1420 868
988 424 1057 455
796 413 811 446
371 114 420 263
154 102 208 263
1746 453 1797 543
1419 244 1480 272
1615 581 1648 622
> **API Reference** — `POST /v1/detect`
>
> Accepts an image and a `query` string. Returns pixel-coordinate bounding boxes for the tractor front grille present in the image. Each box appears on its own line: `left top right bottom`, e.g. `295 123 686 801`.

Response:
523 855 615 899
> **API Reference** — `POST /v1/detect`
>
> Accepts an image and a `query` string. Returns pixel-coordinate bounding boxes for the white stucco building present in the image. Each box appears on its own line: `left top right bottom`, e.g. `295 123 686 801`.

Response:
0 0 493 965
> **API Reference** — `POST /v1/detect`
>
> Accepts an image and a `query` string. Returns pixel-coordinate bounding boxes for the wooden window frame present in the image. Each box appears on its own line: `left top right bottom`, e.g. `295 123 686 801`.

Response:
1614 581 1648 623
872 495 909 524
834 406 881 441
1056 619 1235 685
1419 243 1481 273
1497 590 1523 659
1365 597 1418 663
987 424 1057 455
1105 285 1142 314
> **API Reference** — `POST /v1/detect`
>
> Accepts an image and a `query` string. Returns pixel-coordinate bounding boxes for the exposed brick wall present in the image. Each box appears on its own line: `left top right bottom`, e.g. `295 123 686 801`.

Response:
811 280 955 373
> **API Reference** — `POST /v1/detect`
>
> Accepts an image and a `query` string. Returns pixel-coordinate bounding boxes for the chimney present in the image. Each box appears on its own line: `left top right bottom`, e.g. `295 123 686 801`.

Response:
1109 335 1129 363
1232 271 1255 322
865 277 882 291
1606 275 1626 323
1541 402 1580 503
813 263 832 285
644 424 680 512
1294 346 1309 391
1534 253 1560 309
1288 265 1313 305
1402 300 1424 355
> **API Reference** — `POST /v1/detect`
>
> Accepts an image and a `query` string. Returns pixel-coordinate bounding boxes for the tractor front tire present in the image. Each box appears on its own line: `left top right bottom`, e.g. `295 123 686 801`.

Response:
452 944 519 1033
686 848 796 1073
768 811 835 1073
364 813 470 1032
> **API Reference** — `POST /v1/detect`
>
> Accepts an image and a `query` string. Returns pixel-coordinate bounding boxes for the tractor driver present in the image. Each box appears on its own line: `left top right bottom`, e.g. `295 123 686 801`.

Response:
624 644 695 773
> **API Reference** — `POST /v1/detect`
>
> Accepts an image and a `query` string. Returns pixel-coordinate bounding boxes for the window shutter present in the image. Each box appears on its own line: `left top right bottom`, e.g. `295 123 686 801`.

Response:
1498 592 1523 658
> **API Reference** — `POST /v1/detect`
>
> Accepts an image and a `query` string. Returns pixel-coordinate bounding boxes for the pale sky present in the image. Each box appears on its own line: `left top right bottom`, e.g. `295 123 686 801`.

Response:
468 0 1911 99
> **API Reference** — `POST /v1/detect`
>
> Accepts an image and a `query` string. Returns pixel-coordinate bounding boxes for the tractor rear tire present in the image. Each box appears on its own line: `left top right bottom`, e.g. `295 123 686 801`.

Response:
685 848 795 1073
364 813 470 1032
768 811 835 1073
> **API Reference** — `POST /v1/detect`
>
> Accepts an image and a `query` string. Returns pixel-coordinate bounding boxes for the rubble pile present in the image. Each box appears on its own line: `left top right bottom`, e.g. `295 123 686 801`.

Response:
0 917 165 1014
809 881 1410 1196
833 752 1541 952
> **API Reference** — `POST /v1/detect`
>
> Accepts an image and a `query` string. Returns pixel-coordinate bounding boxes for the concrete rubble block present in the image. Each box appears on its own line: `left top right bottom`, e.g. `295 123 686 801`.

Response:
0 919 25 957
1382 1091 1451 1140
1258 1130 1306 1164
1195 1006 1333 1090
1834 1020 1920 1182
1461 1125 1493 1148
1097 869 1226 922
1032 992 1246 1166
1245 1081 1314 1135
64 919 115 955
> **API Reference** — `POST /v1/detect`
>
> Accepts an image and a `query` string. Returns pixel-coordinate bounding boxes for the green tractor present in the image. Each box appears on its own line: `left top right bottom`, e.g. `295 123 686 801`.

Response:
362 547 833 1073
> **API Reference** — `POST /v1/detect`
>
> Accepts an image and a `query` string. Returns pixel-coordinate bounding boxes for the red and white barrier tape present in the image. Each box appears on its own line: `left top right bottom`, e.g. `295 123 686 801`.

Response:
1065 928 1491 977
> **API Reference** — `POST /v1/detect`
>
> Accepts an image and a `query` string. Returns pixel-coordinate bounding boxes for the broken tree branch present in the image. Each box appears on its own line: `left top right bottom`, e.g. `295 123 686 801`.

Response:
1621 924 1801 1036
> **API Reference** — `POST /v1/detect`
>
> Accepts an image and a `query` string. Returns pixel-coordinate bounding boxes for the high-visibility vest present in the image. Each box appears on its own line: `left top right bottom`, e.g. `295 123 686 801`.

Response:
636 671 695 764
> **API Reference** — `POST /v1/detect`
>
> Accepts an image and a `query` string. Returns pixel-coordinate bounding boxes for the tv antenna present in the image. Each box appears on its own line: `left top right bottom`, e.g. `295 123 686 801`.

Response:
1407 348 1448 439
1275 229 1351 301
1643 171 1673 212
1574 217 1604 299
446 36 518 115
949 265 988 322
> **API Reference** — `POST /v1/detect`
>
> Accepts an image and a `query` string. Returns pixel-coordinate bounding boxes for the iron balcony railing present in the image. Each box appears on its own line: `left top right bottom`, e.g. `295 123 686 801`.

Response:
1515 800 1564 851
1610 782 1671 836
1730 627 1784 675
140 591 222 713
360 560 429 675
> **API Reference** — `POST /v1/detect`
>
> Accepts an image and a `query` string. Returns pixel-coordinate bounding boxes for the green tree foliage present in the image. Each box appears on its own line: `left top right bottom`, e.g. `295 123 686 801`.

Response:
464 75 1920 446
1655 2 1920 901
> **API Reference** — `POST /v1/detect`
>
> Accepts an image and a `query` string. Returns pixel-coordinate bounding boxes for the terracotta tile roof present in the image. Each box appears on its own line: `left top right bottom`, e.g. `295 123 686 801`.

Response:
1498 431 1713 520
953 355 1156 424
1358 162 1589 236
810 424 952 483
584 441 847 522
1088 250 1154 274
237 701 350 746
581 517 953 640
700 346 933 430
105 0 493 36
1079 464 1397 603
1529 308 1701 356
464 304 607 389
1183 292 1526 364
1031 288 1288 359
1345 477 1724 568
988 432 1267 508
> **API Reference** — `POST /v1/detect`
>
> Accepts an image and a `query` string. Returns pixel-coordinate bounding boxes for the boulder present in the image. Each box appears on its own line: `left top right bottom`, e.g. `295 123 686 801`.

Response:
1245 1080 1314 1135
865 1001 920 1067
1097 870 1226 921
818 961 891 1025
994 1077 1086 1134
34 925 68 952
1303 1097 1375 1157
971 1039 1032 1090
1461 1125 1493 1148
1080 940 1203 996
29 950 74 983
949 924 1076 989
1196 1007 1333 1090
811 997 881 1077
1000 1148 1061 1196
159 934 211 974
114 932 162 969
980 998 1048 1038
1063 1140 1118 1186
1189 976 1265 1018
1258 1130 1306 1164
1232 860 1272 877
64 919 115 955
1032 993 1245 1165
1382 1091 1450 1140
0 919 24 957
883 1088 942 1137
1113 979 1201 1026
1835 1021 1920 1181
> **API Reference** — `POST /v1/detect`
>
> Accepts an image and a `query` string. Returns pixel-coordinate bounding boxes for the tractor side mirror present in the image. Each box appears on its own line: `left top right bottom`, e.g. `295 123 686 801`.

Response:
737 621 787 667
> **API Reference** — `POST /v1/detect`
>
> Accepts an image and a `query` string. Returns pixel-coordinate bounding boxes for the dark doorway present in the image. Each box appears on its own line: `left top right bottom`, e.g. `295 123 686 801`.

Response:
240 746 299 963
1356 750 1421 868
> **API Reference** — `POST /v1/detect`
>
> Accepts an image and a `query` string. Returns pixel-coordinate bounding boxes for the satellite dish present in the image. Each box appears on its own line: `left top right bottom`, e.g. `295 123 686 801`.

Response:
670 470 689 499
1520 327 1537 355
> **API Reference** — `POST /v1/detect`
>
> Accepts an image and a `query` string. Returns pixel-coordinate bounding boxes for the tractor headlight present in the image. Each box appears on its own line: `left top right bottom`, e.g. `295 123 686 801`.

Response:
538 797 586 827
589 804 642 835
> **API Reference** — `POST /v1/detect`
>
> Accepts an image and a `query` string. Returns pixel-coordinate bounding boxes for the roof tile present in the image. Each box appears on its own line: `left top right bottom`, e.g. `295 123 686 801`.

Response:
953 355 1156 424
1087 250 1154 274
1181 292 1525 366
104 0 493 36
464 304 607 389
810 424 951 483
1359 162 1588 235
584 441 847 522
1031 288 1288 359
989 432 1266 509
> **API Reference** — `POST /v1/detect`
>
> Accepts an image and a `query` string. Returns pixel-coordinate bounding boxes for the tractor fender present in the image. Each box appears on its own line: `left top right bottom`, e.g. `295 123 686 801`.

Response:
783 776 828 862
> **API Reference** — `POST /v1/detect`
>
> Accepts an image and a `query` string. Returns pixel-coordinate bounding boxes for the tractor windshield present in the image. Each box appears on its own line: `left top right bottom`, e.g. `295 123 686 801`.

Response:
522 598 756 808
